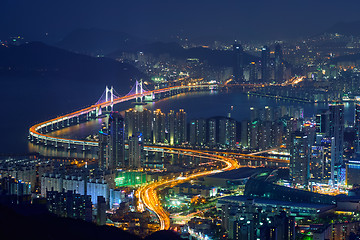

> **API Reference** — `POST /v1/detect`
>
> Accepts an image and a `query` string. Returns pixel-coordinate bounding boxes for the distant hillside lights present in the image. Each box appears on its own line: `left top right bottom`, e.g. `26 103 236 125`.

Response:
233 42 290 84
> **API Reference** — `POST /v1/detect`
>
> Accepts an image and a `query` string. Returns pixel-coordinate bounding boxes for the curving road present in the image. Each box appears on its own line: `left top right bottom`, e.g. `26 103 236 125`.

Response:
136 148 241 230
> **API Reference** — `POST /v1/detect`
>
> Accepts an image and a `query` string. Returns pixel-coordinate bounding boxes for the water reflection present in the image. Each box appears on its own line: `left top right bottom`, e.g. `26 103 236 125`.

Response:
28 142 98 159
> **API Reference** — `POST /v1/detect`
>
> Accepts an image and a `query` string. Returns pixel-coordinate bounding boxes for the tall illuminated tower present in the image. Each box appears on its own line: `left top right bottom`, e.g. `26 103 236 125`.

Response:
167 110 175 145
125 107 152 143
175 109 187 145
128 132 143 169
261 46 270 82
233 43 244 83
329 102 344 165
274 43 284 83
108 111 125 169
153 109 166 144
290 131 310 186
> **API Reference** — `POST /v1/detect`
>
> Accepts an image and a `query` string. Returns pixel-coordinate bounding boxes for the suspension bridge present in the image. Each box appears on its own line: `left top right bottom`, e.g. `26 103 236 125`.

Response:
28 81 215 150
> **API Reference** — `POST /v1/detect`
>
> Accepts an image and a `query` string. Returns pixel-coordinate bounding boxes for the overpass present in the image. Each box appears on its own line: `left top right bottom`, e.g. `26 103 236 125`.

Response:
136 147 241 230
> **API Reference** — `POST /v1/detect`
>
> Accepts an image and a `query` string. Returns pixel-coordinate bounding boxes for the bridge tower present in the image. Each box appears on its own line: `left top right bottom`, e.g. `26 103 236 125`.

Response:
135 80 144 103
105 86 115 112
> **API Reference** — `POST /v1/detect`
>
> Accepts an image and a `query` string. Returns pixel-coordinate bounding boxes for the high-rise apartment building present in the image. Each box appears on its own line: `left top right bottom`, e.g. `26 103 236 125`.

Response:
128 132 143 169
190 119 207 146
153 109 166 144
329 103 344 166
261 46 270 82
108 112 125 169
290 131 310 186
274 43 284 83
175 109 187 145
233 43 244 83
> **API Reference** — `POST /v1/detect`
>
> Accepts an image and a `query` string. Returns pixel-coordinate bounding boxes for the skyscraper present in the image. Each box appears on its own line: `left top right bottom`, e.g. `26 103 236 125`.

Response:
329 103 344 166
264 106 273 121
249 61 258 83
248 120 259 150
108 112 125 169
190 119 207 146
315 110 330 135
233 43 244 83
250 107 258 121
261 46 270 82
167 110 175 145
125 107 152 143
175 109 187 145
208 118 217 147
153 109 166 144
128 132 143 169
240 120 248 148
290 131 310 186
218 117 237 148
98 131 110 170
274 44 284 83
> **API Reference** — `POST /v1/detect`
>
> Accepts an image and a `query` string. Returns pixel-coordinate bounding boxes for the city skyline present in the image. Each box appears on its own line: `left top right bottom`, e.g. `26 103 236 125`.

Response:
2 1 360 240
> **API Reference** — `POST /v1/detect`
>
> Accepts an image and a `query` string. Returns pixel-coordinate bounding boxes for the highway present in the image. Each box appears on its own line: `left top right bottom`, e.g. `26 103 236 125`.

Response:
136 148 240 230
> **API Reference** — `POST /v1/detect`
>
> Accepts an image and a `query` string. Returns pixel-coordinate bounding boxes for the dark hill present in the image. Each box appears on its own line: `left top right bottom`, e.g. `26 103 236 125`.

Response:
145 230 182 240
0 41 145 92
0 203 141 240
57 28 149 55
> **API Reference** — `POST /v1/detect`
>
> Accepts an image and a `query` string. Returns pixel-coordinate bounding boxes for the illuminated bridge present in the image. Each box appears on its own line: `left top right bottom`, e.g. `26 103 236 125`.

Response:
28 81 215 149
28 80 287 165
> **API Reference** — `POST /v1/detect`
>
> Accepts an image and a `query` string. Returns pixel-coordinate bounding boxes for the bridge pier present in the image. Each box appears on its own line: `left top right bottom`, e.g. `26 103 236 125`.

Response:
77 116 79 124
68 141 71 149
55 141 58 148
67 118 70 126
82 143 85 151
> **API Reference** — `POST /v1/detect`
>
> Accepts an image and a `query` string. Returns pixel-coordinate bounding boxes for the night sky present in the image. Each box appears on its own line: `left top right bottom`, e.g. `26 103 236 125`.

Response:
1 0 360 43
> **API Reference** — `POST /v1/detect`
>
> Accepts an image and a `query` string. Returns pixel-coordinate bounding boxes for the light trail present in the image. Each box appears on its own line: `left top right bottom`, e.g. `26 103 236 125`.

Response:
145 146 288 164
136 148 240 231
